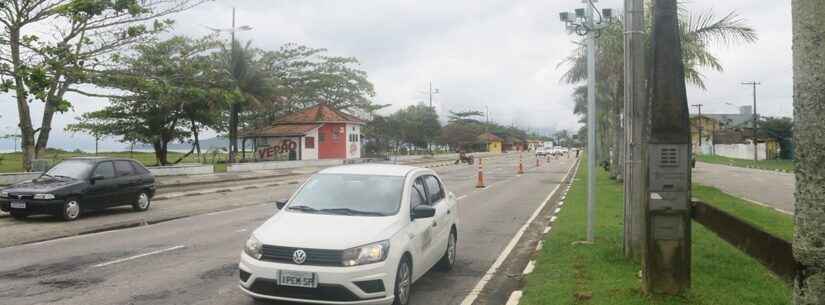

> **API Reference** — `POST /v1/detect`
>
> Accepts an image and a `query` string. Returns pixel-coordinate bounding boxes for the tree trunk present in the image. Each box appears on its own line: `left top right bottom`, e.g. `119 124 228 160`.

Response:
9 27 36 171
792 1 825 304
191 118 202 163
35 82 69 157
152 140 170 166
228 102 240 163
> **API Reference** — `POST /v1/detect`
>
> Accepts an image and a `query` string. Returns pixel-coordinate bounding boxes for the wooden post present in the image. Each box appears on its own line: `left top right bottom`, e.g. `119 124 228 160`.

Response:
644 0 691 295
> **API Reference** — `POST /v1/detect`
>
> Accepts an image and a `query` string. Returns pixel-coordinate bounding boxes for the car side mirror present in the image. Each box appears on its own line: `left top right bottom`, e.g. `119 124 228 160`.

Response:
412 205 436 219
90 175 104 183
275 199 288 210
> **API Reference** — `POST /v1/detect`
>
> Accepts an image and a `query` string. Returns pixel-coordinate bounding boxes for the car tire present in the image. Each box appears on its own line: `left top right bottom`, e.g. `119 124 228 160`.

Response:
436 229 457 271
61 198 81 221
392 256 412 305
132 191 151 212
10 211 29 220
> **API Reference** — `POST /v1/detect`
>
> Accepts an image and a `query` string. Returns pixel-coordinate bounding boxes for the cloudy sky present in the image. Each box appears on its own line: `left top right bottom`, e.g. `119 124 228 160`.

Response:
0 0 794 151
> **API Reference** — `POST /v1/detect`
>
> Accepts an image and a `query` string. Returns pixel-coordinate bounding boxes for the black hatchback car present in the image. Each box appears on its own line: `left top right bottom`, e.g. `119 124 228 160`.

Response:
0 157 156 221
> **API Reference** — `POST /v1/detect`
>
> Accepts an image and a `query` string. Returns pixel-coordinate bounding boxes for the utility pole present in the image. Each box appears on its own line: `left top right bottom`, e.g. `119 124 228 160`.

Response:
209 8 252 163
741 81 761 161
645 0 691 294
691 104 703 148
560 0 614 243
623 0 647 260
428 81 439 109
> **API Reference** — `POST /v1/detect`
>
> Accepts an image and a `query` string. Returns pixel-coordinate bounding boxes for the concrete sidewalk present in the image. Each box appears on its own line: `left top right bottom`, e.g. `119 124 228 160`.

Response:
693 161 794 214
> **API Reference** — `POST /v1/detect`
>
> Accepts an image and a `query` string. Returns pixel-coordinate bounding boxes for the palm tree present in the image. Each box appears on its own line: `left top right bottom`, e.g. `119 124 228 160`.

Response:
561 6 757 180
791 1 825 304
220 40 274 162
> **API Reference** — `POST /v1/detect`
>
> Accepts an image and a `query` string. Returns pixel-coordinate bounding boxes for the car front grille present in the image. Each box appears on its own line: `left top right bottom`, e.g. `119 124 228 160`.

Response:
260 245 343 266
8 194 33 200
249 278 371 302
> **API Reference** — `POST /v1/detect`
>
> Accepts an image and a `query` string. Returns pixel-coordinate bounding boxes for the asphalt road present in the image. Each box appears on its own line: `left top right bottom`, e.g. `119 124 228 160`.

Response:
0 154 577 305
693 162 794 214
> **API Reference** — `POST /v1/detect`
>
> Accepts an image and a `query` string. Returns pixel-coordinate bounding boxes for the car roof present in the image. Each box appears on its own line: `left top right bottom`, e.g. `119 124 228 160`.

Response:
318 164 425 177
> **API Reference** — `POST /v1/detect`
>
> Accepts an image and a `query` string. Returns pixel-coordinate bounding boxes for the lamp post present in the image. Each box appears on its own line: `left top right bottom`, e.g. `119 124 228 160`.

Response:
741 81 761 161
560 0 614 243
208 7 253 163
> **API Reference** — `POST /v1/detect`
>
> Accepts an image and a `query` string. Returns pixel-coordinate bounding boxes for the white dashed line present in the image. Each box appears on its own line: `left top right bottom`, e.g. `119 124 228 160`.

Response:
93 245 185 268
522 260 536 275
457 195 468 200
505 291 523 305
543 226 552 234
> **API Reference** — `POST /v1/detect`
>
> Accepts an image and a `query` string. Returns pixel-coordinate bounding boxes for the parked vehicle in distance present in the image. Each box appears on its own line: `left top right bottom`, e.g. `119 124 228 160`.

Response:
239 164 459 305
535 147 549 157
0 157 156 221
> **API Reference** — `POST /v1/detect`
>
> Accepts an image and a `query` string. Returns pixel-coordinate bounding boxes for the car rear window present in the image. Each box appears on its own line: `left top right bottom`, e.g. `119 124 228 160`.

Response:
114 161 134 176
130 161 151 175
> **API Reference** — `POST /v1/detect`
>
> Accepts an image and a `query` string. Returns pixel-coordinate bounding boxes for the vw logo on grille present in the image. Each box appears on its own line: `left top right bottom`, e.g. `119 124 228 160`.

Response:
292 249 307 264
17 195 22 199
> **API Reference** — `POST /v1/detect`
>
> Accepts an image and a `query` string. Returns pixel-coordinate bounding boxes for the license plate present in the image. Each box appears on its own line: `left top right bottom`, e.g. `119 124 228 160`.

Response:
10 201 26 209
278 270 317 288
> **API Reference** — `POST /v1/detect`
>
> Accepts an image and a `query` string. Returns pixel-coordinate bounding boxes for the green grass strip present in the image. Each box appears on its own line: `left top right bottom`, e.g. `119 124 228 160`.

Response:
696 154 793 172
521 160 791 305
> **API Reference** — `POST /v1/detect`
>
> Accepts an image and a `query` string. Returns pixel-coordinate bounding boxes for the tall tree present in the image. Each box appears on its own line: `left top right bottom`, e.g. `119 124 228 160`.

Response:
219 40 274 163
792 1 825 303
68 36 220 165
0 0 205 170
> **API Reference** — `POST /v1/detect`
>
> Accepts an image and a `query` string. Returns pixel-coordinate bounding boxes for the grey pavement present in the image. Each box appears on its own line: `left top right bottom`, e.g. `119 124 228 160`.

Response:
693 161 795 214
0 153 577 305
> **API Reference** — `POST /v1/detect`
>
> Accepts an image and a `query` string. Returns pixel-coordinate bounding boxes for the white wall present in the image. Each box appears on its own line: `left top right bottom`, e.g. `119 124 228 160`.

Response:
714 142 768 160
302 128 319 160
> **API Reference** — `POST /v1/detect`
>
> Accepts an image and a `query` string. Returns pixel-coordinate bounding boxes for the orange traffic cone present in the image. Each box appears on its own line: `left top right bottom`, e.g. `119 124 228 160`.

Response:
518 153 525 175
476 158 485 188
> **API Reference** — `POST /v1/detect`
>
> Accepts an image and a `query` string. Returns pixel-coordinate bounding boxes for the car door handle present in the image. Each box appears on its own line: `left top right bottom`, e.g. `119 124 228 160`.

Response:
432 221 438 227
447 209 451 215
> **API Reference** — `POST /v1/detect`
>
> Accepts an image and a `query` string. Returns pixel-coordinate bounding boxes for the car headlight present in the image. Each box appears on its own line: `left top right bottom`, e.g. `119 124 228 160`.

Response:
244 235 263 259
342 240 390 266
0 192 8 198
33 194 55 200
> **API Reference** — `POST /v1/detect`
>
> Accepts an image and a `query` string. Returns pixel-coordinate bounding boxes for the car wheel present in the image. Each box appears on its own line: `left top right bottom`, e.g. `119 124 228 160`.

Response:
133 192 151 212
436 229 457 271
61 198 81 221
392 256 412 305
10 211 29 220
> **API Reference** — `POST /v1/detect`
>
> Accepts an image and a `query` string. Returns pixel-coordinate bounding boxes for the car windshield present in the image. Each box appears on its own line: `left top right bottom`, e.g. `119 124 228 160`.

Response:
287 174 404 216
44 160 94 180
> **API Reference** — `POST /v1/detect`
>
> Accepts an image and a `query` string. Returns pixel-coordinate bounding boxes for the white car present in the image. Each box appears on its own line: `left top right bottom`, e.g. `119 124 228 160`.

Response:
239 164 459 305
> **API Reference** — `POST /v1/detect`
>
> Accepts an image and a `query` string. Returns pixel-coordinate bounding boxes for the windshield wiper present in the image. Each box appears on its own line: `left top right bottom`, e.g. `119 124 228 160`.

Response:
320 208 386 216
288 205 319 213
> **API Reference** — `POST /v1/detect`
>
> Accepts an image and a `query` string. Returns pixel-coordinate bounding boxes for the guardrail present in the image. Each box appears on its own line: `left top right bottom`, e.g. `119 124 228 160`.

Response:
691 200 798 282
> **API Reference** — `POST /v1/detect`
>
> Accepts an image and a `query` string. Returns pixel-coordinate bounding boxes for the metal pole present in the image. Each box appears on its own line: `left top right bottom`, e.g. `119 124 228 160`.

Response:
586 0 597 243
429 81 433 109
742 81 760 161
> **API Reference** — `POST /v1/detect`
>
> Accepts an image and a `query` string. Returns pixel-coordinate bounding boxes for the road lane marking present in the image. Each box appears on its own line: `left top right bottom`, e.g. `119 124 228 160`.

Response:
543 226 552 234
536 241 544 251
93 245 185 268
235 228 248 233
505 291 523 305
550 216 557 223
457 195 468 200
554 207 562 214
522 260 536 274
459 158 578 305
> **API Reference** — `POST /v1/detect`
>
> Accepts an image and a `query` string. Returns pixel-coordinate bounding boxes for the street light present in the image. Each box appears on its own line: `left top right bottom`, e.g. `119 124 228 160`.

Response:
741 81 761 161
208 7 253 163
559 0 614 243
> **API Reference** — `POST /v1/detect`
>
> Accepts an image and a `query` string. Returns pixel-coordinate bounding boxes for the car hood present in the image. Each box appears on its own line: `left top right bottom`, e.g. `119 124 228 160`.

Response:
6 177 83 193
254 211 404 250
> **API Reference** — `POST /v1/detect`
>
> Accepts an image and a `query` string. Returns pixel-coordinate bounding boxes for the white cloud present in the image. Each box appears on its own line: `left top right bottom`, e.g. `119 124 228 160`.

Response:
0 0 793 150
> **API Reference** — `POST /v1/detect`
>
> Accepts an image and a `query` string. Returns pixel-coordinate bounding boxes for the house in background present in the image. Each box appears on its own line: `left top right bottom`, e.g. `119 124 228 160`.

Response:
689 104 781 160
240 103 365 161
478 132 503 154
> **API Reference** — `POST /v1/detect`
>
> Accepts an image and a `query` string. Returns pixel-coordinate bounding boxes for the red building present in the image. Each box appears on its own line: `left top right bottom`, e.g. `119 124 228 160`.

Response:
240 104 365 161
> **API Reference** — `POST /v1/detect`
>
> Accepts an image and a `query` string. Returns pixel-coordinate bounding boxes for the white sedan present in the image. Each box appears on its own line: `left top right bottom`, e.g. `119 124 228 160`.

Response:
239 164 459 305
